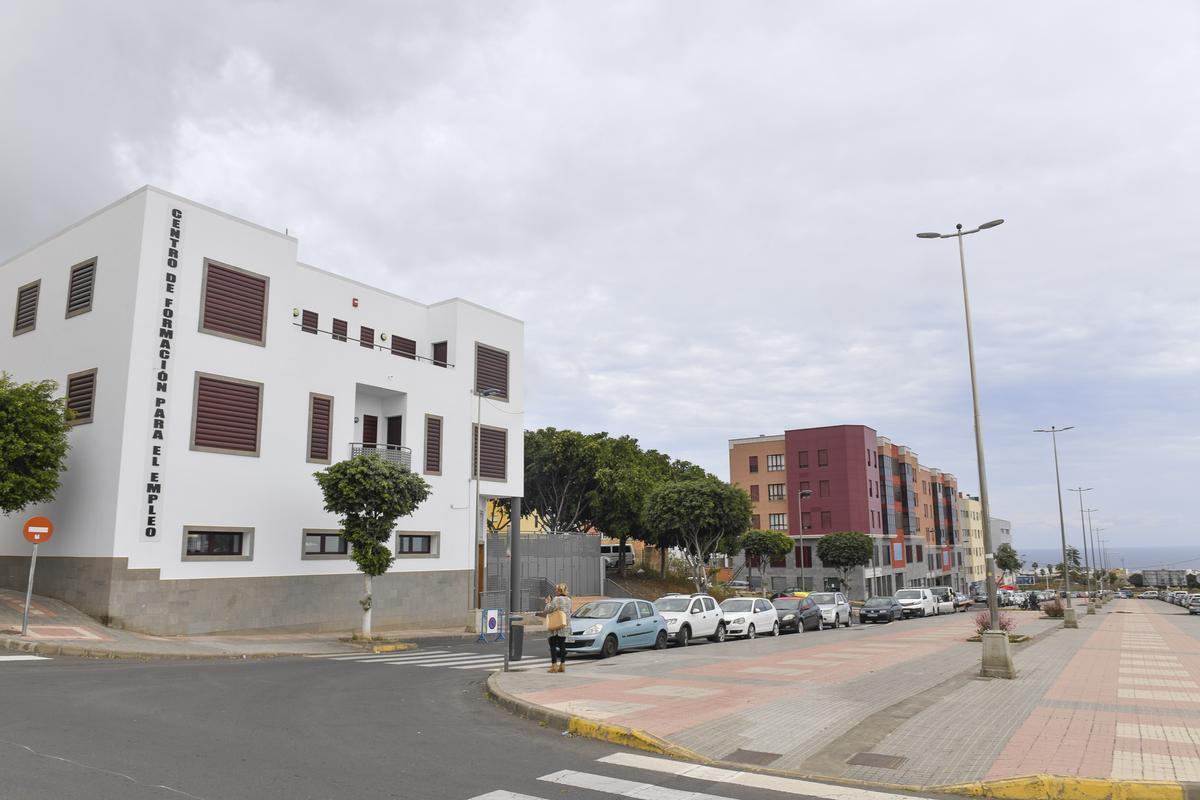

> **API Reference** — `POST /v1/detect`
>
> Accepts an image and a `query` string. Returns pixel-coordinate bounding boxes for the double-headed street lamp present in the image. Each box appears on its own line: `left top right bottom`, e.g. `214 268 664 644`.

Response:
1068 487 1095 613
917 219 1012 678
1034 426 1077 627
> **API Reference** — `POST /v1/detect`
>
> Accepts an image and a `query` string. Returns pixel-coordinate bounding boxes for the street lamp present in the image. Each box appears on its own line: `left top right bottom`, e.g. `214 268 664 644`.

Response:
918 219 1011 678
796 488 813 593
1068 488 1095 614
1034 426 1077 628
1084 508 1100 597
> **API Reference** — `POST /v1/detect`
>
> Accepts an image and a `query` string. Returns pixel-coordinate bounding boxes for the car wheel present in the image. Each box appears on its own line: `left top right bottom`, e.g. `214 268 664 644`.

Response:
844 612 851 628
653 630 668 650
675 625 690 646
709 623 726 643
600 634 618 659
747 624 756 640
920 608 927 618
771 621 780 637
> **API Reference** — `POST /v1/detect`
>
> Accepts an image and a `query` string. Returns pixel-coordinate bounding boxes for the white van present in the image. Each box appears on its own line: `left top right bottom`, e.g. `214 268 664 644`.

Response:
894 588 936 618
600 543 634 569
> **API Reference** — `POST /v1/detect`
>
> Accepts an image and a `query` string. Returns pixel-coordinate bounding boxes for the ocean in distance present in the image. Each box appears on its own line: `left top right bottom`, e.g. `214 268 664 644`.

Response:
1014 546 1200 573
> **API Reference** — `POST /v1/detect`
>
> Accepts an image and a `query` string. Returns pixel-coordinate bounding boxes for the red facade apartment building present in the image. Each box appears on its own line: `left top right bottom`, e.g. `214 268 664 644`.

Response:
729 424 965 597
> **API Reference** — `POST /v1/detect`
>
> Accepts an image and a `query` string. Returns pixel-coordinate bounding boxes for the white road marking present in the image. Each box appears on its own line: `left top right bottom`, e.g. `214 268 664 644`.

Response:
385 654 512 667
0 655 51 662
467 792 546 800
329 651 451 662
539 768 733 799
592 755 932 800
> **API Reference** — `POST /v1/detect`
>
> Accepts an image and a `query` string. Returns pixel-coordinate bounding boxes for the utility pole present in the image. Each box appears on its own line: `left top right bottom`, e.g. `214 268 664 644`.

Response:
1069 488 1094 614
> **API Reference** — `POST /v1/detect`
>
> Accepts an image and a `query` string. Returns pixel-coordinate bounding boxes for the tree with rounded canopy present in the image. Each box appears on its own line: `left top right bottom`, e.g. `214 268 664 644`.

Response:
314 453 431 637
739 529 793 595
642 477 751 591
815 531 874 596
0 374 72 515
994 543 1023 581
1128 573 1145 588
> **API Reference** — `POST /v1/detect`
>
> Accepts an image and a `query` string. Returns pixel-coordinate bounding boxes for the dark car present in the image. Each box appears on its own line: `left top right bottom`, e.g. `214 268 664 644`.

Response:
771 596 821 633
859 596 904 623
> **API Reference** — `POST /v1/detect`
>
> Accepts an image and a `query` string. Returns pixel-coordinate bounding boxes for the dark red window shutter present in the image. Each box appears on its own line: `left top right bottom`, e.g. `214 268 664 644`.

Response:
473 425 507 480
66 369 97 424
749 485 759 501
362 414 378 446
391 335 416 359
66 260 96 317
332 319 347 341
13 281 39 335
424 415 442 474
748 455 758 473
432 341 448 367
201 261 268 343
309 395 332 462
751 514 760 529
475 344 509 399
193 375 261 454
301 309 318 334
360 326 375 349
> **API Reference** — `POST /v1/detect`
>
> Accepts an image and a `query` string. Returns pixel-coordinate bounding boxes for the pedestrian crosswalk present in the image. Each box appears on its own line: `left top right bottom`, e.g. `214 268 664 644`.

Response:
0 655 51 663
305 648 555 672
465 751 925 800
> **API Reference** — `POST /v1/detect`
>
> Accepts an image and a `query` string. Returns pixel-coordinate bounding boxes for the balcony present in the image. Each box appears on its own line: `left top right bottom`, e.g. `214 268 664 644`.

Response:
350 443 412 470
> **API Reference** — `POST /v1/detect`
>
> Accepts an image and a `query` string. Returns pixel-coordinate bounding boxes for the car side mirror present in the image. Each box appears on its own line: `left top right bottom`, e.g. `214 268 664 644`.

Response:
618 615 633 623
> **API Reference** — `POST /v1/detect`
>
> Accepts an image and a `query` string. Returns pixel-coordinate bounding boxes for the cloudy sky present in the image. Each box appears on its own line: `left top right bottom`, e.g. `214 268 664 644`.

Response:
3 2 1198 553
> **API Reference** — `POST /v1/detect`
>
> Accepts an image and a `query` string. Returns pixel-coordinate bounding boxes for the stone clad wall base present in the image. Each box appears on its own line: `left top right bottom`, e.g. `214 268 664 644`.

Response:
0 556 470 635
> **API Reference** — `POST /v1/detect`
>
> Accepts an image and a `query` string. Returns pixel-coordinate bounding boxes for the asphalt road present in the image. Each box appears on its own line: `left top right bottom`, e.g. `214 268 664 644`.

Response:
0 633 945 800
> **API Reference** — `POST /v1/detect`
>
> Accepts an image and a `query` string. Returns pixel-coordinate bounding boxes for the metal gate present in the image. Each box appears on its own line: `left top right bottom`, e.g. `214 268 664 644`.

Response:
485 532 602 611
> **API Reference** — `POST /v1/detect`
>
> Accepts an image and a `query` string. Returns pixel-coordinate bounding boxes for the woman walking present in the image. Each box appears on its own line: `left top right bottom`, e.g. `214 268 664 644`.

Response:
543 583 572 673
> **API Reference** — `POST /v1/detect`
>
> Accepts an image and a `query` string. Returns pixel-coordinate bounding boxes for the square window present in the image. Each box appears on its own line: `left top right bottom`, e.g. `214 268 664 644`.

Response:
819 480 830 498
801 511 812 529
397 532 439 557
199 260 268 345
820 510 832 529
766 454 784 471
817 449 829 467
798 450 809 468
799 481 810 492
768 513 787 531
767 484 784 501
303 530 348 557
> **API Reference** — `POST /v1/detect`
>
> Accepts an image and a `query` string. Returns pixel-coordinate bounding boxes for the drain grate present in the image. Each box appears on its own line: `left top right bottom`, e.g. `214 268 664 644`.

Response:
847 752 907 769
724 748 781 766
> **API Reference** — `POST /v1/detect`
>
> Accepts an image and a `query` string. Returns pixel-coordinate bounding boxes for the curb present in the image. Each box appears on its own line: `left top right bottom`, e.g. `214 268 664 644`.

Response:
485 673 1197 800
937 775 1197 800
0 635 341 661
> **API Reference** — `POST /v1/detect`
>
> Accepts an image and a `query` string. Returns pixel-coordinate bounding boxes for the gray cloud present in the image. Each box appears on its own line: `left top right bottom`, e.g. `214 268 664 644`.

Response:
3 1 1198 550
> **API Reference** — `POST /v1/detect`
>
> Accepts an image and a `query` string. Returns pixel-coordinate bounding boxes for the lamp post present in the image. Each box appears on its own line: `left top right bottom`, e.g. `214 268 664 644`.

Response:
918 218 1012 678
1068 488 1095 614
1085 508 1100 598
1034 426 1078 628
796 488 813 592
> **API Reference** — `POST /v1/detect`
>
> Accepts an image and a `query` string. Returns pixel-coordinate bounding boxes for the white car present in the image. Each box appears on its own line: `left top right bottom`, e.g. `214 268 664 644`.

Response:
654 594 726 645
808 591 852 628
719 597 779 638
894 588 936 618
927 586 958 615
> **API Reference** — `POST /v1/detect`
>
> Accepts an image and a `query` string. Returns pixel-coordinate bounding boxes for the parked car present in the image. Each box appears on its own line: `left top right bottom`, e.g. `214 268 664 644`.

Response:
972 592 988 604
859 596 904 623
928 586 958 615
719 597 779 638
894 588 936 618
953 593 973 612
1188 595 1200 615
770 596 822 633
1139 591 1159 599
808 591 852 629
723 580 751 592
564 598 669 658
1177 592 1192 605
600 543 635 570
654 594 726 646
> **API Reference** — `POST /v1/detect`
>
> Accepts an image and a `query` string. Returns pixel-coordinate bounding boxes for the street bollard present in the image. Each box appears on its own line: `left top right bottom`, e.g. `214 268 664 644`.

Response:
508 614 524 662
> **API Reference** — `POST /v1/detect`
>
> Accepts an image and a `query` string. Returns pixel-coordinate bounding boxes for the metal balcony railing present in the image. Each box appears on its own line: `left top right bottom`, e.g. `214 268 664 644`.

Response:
349 443 412 469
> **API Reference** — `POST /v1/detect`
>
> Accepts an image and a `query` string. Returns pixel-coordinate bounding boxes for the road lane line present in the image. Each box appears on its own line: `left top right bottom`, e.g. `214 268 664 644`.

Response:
329 651 452 662
596 752 929 800
0 655 51 662
539 768 735 799
466 791 547 800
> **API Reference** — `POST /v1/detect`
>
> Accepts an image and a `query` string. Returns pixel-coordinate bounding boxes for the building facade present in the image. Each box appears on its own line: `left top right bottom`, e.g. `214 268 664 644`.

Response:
1142 569 1188 588
729 425 966 598
959 493 986 590
0 187 523 635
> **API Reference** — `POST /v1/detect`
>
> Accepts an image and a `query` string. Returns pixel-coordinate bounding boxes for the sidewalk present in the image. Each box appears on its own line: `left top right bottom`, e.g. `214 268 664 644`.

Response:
491 601 1200 794
0 588 487 659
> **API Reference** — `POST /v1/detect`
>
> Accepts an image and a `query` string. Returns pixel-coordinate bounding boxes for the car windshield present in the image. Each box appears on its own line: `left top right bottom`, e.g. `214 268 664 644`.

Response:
895 590 922 600
721 599 754 612
655 597 692 612
809 593 836 605
864 598 891 607
572 601 622 619
772 599 801 610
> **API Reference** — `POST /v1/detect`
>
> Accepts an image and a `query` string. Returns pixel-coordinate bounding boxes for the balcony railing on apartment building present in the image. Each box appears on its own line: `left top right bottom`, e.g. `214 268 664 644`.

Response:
349 443 412 470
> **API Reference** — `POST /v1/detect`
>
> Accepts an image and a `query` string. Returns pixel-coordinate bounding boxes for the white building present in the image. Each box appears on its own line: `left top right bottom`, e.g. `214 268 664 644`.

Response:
0 187 523 635
958 493 985 590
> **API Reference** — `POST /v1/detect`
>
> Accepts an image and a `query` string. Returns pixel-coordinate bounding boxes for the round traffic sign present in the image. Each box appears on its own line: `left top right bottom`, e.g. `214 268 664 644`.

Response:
23 516 53 544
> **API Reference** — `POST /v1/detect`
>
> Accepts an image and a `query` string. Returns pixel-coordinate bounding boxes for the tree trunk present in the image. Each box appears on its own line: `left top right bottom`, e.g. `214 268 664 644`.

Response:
659 547 667 579
362 573 373 638
617 532 628 577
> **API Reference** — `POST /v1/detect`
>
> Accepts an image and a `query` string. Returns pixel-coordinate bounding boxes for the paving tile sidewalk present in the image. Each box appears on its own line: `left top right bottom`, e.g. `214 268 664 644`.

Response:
491 602 1186 788
0 588 482 658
